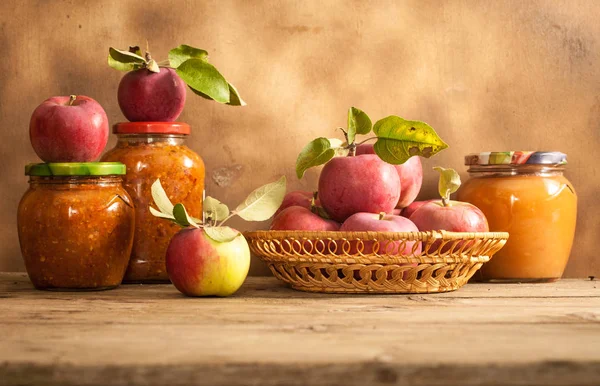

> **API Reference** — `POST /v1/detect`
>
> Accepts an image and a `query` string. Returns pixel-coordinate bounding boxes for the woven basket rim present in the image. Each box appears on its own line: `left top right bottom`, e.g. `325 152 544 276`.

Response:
244 230 509 240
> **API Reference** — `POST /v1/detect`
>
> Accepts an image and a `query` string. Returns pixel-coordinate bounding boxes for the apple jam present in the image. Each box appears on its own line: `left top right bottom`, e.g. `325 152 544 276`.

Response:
18 163 135 291
100 122 205 283
457 152 577 282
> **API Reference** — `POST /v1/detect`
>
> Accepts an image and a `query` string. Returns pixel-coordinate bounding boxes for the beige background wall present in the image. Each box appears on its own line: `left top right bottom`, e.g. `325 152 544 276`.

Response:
0 0 598 277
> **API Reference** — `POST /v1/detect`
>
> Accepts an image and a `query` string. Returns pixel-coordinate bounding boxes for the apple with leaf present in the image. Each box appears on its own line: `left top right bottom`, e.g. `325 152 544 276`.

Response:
296 107 448 222
108 44 245 122
410 167 489 252
149 176 286 297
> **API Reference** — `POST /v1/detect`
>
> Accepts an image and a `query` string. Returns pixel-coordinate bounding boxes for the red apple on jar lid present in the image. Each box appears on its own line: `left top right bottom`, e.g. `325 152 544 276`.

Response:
118 67 187 122
29 95 109 162
410 167 489 253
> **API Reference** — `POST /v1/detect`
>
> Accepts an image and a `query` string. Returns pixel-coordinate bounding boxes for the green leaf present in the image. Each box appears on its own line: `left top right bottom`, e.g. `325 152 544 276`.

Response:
108 47 146 72
168 45 209 69
226 82 246 106
149 206 176 222
347 107 372 144
173 203 201 228
296 138 336 179
373 116 448 165
147 59 160 73
129 46 143 57
203 196 230 221
176 59 230 104
204 226 240 243
151 179 174 215
433 166 461 201
235 176 287 221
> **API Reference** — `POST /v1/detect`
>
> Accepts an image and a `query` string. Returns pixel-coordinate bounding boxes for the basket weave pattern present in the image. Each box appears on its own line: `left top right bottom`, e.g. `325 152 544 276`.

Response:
244 230 508 294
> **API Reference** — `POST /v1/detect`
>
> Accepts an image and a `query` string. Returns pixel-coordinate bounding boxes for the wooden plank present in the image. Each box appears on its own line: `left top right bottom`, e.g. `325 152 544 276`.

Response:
0 273 599 386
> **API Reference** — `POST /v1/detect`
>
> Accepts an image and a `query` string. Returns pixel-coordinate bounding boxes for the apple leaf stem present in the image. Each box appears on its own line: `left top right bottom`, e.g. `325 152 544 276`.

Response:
433 166 461 206
353 137 378 147
149 176 286 242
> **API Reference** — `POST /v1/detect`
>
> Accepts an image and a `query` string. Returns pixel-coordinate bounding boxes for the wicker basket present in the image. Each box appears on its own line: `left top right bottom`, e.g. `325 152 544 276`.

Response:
244 230 509 294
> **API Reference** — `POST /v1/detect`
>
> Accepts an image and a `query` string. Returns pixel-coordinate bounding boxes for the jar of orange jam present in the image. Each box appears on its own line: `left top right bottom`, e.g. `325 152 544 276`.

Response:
18 162 135 290
100 122 205 283
457 151 577 282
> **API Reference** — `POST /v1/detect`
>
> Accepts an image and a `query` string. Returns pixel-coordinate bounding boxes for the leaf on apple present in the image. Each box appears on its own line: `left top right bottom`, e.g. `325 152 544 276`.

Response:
373 116 448 165
204 196 230 222
433 166 461 202
108 47 146 72
173 203 201 228
151 179 175 215
149 206 176 222
204 226 240 243
168 44 209 68
235 175 287 221
296 138 336 179
176 59 230 104
347 107 372 144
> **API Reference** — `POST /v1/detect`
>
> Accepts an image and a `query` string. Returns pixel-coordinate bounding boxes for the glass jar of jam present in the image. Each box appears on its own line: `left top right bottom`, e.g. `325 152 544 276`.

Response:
18 162 135 291
100 122 205 283
457 151 577 282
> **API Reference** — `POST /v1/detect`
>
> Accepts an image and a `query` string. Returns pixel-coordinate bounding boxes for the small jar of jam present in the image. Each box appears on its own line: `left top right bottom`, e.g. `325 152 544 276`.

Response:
100 122 205 283
457 151 577 282
17 162 135 291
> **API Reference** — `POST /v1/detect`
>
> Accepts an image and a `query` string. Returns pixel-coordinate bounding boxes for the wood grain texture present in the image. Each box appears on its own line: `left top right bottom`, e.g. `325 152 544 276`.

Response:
1 273 600 386
0 0 598 276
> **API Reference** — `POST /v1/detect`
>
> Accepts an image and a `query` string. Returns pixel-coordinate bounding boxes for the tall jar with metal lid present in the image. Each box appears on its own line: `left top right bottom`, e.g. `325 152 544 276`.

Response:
457 151 577 282
100 122 205 283
18 162 135 290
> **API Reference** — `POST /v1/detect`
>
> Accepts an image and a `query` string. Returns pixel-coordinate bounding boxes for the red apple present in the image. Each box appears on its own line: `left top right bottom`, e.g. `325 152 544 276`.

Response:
401 200 433 219
339 212 421 255
356 144 423 208
410 200 489 252
270 206 340 231
318 154 401 222
118 67 186 122
165 227 250 297
275 191 319 216
29 95 109 162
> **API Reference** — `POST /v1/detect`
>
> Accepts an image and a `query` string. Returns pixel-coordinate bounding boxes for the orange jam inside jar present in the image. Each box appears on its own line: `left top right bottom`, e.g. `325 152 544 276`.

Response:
100 122 205 283
457 151 577 282
17 163 135 291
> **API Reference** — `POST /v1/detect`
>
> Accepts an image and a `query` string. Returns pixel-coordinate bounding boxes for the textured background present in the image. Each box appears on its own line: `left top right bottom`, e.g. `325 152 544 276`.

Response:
0 0 598 277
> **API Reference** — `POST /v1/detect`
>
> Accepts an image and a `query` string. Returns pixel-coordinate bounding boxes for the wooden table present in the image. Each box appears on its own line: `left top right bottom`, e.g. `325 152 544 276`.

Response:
1 272 599 386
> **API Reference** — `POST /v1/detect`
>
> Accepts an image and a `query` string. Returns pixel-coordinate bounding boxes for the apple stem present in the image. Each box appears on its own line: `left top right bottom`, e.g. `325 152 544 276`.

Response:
354 137 378 147
441 197 450 207
348 144 356 157
68 95 77 106
310 198 319 215
217 212 237 227
379 212 386 220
